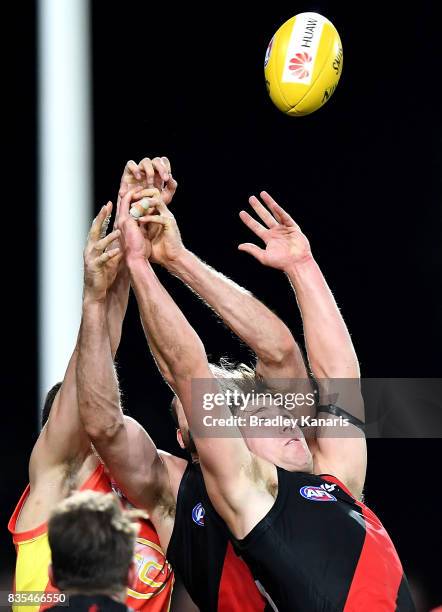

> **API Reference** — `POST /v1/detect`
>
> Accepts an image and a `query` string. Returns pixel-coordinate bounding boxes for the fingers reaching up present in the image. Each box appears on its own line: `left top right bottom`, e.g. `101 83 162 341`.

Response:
238 191 311 270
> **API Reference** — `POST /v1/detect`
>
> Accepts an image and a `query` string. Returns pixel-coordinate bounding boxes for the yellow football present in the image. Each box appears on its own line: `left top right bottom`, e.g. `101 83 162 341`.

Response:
264 12 343 116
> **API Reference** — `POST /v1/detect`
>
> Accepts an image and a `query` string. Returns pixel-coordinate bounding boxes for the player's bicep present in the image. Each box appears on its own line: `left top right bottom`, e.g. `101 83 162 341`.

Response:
315 419 367 500
174 365 255 512
29 386 90 481
316 435 367 497
201 451 276 539
313 379 366 494
90 416 167 510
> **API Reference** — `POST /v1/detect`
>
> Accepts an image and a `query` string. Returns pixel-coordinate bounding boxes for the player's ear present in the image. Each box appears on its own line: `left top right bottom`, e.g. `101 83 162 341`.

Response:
176 429 185 450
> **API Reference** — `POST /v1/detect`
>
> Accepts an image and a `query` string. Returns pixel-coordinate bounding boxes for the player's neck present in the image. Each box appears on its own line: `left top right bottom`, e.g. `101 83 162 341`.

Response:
66 587 126 603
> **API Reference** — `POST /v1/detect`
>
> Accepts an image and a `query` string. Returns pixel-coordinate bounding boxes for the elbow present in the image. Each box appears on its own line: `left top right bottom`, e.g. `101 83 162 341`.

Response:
310 360 361 379
278 338 301 366
165 337 207 380
153 354 179 388
81 407 124 442
86 420 124 443
260 335 301 368
161 365 176 388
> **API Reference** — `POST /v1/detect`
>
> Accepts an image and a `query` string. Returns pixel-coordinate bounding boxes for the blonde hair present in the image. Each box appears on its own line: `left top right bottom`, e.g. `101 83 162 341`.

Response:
209 358 258 390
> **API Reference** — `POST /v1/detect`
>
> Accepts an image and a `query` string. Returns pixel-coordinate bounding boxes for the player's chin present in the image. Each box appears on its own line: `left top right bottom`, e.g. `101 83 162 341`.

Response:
282 440 312 472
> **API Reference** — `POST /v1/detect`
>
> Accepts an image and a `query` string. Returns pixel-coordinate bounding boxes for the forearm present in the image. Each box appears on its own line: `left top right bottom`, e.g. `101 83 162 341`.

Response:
106 267 130 358
167 250 297 365
77 297 123 439
286 257 360 379
128 257 208 386
128 261 254 517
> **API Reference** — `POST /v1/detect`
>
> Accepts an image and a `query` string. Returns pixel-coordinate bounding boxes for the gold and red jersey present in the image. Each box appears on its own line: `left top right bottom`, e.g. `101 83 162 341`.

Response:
8 463 173 612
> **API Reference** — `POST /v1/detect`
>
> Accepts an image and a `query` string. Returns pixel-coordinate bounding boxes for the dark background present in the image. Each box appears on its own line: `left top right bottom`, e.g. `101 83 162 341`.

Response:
5 1 441 609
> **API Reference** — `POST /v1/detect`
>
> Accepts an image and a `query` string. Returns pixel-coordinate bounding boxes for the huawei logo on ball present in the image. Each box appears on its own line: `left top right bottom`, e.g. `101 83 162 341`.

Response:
288 52 312 79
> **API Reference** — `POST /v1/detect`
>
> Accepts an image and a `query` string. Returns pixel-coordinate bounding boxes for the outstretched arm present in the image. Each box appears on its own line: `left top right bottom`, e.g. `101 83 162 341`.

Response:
239 191 366 497
30 205 124 479
30 164 145 480
23 166 153 532
239 192 360 380
134 158 306 381
77 197 169 513
167 251 306 380
106 155 178 356
21 204 124 530
119 190 266 533
106 157 172 355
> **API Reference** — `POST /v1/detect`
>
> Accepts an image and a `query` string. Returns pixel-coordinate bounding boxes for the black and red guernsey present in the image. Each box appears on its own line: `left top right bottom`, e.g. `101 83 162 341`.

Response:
166 462 268 612
232 469 416 612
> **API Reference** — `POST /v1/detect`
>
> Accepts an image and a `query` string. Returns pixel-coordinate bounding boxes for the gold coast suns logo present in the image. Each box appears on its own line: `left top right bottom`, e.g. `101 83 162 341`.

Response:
127 537 173 601
111 485 172 602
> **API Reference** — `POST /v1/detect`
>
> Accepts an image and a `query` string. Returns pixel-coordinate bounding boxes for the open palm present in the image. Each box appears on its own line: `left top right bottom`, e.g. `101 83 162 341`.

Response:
239 191 311 271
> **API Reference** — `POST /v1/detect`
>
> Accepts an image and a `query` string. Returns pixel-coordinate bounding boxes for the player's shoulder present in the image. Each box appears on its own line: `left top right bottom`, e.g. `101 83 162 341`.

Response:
158 450 188 501
158 449 188 474
122 414 147 433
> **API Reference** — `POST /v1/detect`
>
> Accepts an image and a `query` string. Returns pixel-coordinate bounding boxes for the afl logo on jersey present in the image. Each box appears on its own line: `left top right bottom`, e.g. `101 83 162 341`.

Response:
300 485 337 502
192 502 205 526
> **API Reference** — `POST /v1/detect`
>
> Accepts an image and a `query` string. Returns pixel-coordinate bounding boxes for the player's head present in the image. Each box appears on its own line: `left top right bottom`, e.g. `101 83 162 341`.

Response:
41 382 62 428
170 360 255 455
214 362 313 472
170 396 197 454
234 396 314 473
48 490 142 600
172 360 313 472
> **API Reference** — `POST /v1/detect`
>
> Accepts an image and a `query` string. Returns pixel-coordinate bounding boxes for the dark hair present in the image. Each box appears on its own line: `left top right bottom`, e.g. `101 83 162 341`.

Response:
41 382 63 428
42 381 131 429
48 491 144 594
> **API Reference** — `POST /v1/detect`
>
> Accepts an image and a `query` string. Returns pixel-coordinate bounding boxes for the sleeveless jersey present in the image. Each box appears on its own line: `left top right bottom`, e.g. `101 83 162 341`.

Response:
232 468 416 611
167 461 267 612
8 463 173 612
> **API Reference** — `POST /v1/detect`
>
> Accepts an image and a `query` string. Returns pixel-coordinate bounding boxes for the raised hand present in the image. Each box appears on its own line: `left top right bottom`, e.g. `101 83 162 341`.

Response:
238 191 312 271
137 200 185 266
137 156 177 206
118 157 177 208
105 161 146 258
117 188 152 263
117 157 178 247
83 203 122 302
